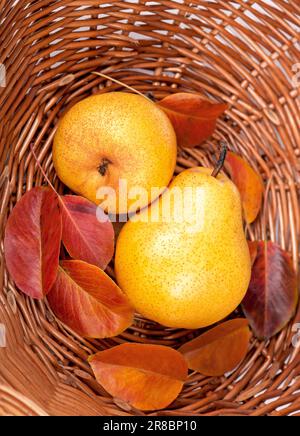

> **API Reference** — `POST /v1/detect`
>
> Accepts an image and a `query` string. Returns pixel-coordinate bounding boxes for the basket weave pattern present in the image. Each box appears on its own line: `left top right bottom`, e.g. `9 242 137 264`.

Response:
0 0 300 416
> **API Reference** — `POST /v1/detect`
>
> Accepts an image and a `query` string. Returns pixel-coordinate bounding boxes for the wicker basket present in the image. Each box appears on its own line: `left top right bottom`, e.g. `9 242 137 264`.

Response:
0 0 299 417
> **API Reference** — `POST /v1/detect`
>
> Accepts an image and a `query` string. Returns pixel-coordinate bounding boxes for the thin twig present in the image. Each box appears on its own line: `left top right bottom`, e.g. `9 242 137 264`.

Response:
92 71 152 102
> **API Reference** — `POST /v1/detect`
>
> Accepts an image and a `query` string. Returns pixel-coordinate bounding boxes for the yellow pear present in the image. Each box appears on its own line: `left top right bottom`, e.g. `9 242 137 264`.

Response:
53 92 177 214
115 167 251 329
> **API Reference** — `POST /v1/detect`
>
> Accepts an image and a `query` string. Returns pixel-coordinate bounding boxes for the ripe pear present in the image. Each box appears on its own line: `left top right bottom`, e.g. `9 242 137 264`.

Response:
115 167 251 329
53 92 177 214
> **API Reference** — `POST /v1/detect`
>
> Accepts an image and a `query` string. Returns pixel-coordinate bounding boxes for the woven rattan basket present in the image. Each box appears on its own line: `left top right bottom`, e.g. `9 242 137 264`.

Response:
0 0 300 417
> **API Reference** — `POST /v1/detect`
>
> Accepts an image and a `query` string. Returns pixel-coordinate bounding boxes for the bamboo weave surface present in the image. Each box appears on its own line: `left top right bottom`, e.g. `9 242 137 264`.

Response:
0 0 300 416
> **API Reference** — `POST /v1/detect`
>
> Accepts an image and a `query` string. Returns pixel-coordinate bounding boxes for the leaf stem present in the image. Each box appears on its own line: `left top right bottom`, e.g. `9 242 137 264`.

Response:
91 71 152 102
30 144 59 195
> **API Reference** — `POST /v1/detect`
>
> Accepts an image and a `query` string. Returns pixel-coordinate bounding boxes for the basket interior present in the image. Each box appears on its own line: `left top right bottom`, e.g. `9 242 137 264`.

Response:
0 0 300 416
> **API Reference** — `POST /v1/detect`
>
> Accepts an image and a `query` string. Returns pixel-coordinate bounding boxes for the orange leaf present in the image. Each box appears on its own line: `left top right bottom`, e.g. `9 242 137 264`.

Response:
179 319 250 376
47 260 134 338
225 151 264 224
157 92 228 148
89 343 188 411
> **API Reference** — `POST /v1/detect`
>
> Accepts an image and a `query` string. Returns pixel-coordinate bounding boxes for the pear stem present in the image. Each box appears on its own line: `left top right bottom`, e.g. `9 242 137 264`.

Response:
211 142 228 178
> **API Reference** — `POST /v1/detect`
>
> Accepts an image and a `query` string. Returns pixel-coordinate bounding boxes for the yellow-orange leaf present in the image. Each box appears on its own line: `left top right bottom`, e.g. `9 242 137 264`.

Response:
179 319 251 376
225 151 264 224
89 343 188 411
157 92 228 148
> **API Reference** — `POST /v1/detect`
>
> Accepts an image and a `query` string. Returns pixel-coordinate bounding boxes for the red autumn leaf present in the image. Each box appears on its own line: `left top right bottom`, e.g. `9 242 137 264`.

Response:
89 343 188 411
178 319 250 376
242 241 298 339
157 92 228 148
248 240 259 266
4 187 61 299
61 195 114 269
47 260 134 338
225 151 264 224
